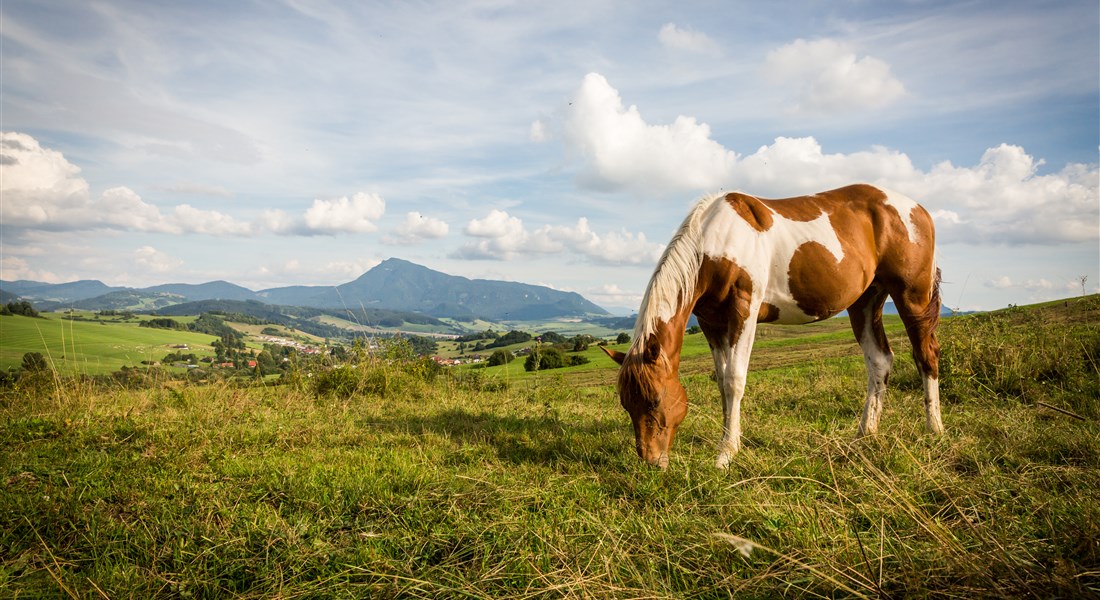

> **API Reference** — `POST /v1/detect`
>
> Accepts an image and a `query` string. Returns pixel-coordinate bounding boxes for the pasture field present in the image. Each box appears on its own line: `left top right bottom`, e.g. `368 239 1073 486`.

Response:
1 296 1098 597
0 313 218 375
451 315 910 390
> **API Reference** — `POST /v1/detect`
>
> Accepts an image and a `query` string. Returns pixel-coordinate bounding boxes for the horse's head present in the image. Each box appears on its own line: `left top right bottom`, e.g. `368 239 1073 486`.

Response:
603 339 688 469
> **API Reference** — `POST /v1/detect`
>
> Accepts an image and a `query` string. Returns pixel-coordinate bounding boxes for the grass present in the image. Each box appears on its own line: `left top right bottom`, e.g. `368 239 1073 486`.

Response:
1 296 1098 597
0 313 218 375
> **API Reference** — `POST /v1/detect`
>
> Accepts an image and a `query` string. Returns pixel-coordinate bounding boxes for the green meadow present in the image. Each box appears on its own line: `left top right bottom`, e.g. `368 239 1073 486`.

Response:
0 313 217 375
1 297 1097 597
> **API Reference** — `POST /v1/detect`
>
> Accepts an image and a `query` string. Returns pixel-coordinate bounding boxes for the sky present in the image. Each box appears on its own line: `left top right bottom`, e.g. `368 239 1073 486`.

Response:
1 0 1097 314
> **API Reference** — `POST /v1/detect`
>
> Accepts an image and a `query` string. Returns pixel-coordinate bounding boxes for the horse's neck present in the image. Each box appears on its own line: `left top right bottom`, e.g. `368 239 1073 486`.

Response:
648 301 695 372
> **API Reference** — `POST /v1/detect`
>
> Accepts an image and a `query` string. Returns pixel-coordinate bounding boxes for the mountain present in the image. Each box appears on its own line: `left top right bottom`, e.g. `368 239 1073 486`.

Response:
144 281 260 302
260 258 609 320
2 258 611 321
0 279 124 302
339 258 607 319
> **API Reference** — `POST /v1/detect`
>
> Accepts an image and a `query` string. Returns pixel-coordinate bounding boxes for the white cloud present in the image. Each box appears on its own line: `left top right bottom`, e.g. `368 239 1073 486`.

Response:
559 76 1098 246
459 209 528 259
2 133 397 238
892 144 1099 245
384 211 449 245
257 209 298 235
529 120 548 143
173 203 253 235
984 276 1066 292
1 132 92 228
658 23 721 55
564 73 739 195
464 209 525 239
456 209 664 263
302 192 386 234
0 255 60 282
588 283 644 310
1 132 251 235
96 186 176 233
530 218 665 265
764 38 905 114
134 246 184 273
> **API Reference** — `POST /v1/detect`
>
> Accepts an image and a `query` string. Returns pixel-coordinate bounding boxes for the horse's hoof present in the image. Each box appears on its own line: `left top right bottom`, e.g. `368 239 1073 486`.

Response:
715 452 733 469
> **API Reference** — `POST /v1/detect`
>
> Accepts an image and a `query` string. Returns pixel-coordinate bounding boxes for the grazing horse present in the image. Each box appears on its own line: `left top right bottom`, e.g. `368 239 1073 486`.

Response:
602 184 943 469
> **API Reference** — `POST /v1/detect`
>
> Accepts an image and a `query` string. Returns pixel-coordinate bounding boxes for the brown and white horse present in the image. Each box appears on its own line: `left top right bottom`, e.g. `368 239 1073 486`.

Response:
603 184 943 469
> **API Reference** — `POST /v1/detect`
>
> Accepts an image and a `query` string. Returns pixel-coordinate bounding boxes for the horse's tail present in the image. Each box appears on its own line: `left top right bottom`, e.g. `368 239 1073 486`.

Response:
923 266 942 332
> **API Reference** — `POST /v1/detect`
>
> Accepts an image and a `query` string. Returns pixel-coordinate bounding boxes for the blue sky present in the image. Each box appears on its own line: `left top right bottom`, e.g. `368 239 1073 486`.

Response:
2 0 1097 313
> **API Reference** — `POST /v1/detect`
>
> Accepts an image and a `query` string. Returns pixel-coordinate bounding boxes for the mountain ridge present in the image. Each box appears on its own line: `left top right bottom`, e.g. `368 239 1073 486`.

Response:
1 258 610 321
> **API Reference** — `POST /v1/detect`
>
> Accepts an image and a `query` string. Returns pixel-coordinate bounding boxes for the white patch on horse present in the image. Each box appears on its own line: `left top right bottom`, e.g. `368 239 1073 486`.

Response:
699 199 845 324
882 188 920 244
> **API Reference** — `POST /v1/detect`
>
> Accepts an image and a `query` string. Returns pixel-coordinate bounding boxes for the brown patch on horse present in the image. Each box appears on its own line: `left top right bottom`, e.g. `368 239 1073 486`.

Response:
762 198 823 222
757 302 780 323
724 193 774 232
692 255 756 333
786 198 880 320
759 184 885 223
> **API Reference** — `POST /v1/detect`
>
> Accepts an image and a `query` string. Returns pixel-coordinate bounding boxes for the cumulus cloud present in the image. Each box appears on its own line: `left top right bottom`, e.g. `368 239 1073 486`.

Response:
384 211 450 245
1 132 392 238
559 76 1099 245
891 144 1099 245
0 255 59 282
458 209 529 258
134 246 184 272
764 38 906 114
302 192 386 234
1 132 250 235
564 73 738 195
658 23 721 55
455 209 664 263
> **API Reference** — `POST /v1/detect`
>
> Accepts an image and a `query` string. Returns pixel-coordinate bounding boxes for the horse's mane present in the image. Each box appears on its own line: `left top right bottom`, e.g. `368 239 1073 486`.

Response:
632 193 721 348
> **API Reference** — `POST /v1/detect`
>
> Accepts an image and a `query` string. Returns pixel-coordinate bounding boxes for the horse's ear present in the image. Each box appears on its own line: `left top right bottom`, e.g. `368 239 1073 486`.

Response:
643 336 661 364
601 345 626 365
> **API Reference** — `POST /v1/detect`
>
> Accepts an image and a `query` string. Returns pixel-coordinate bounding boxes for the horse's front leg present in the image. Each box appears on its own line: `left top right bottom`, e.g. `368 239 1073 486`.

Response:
711 317 759 469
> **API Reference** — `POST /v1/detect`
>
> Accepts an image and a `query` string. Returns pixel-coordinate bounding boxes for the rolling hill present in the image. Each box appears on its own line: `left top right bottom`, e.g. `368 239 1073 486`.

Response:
0 258 610 321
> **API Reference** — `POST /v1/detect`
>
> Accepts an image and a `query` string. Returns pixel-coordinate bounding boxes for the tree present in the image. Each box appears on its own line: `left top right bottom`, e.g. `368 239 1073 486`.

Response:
539 331 567 344
525 346 565 371
406 335 439 356
140 318 186 331
686 325 702 335
21 352 48 372
616 332 631 345
488 349 515 366
256 350 278 374
4 300 40 318
488 330 533 349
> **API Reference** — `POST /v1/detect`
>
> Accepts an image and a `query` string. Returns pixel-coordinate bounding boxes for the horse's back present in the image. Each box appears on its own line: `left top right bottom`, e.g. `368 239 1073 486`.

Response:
699 184 936 324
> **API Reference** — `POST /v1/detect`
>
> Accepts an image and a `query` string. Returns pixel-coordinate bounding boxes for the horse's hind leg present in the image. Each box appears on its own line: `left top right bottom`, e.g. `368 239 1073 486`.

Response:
891 270 945 435
849 285 893 436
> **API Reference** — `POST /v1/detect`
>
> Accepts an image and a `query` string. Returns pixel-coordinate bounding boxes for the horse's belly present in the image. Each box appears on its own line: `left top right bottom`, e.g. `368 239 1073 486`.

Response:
763 297 822 324
761 294 849 325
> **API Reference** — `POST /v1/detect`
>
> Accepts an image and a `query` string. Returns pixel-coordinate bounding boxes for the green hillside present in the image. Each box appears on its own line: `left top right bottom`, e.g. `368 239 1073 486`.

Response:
0 313 218 374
